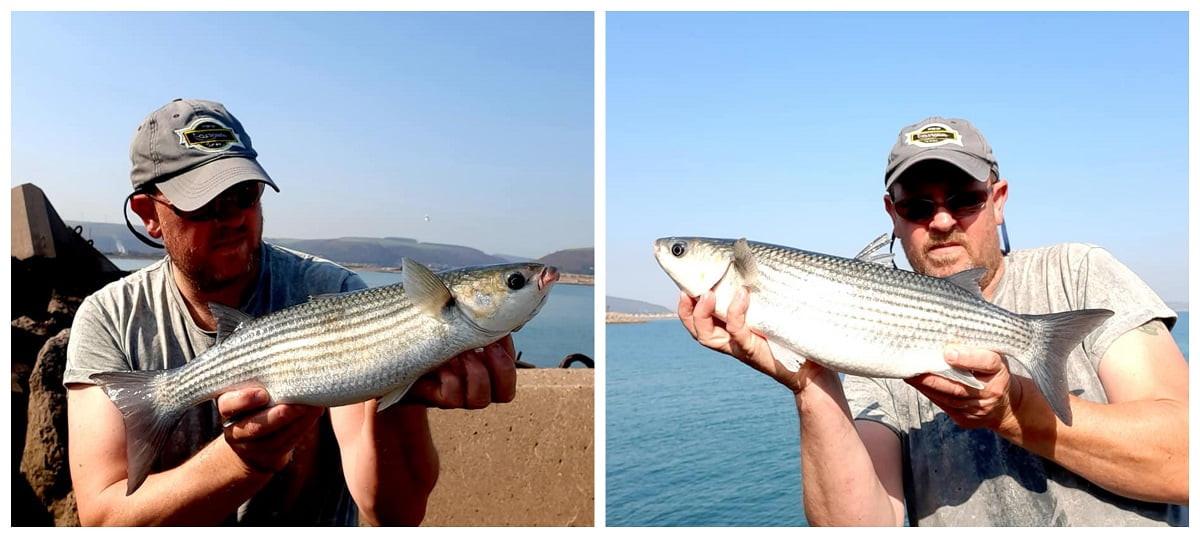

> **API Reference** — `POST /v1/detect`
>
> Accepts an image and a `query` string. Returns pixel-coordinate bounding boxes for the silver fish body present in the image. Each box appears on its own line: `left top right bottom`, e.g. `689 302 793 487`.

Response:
654 235 1112 426
91 259 559 495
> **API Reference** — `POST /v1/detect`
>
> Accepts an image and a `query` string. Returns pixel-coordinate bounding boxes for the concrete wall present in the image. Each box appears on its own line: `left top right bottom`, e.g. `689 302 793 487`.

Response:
423 368 594 526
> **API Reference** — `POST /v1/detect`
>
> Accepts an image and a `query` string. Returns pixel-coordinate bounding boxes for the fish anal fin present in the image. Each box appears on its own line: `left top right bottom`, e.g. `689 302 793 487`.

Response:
377 382 415 412
402 258 453 318
933 367 985 390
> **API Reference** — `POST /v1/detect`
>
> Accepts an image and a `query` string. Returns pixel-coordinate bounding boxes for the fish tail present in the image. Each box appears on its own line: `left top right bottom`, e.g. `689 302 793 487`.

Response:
89 370 186 495
1015 308 1114 427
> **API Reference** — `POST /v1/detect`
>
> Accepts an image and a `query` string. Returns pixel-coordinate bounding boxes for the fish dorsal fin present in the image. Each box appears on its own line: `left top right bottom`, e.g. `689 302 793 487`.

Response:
854 233 894 266
945 267 988 299
209 302 252 344
732 238 760 289
402 258 453 318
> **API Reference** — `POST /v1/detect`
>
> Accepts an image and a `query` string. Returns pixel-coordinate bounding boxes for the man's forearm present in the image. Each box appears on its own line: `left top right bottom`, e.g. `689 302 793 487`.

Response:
796 373 903 526
341 403 439 526
79 437 273 526
997 377 1188 504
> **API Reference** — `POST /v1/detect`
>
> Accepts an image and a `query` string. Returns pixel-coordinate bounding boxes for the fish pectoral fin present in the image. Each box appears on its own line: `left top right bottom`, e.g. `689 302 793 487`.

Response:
402 258 454 318
732 238 760 289
934 367 985 390
377 383 415 412
765 339 806 373
209 303 253 344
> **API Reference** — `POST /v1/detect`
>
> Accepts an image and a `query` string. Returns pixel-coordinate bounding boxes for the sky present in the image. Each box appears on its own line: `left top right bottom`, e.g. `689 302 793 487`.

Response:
606 11 1190 309
9 11 594 260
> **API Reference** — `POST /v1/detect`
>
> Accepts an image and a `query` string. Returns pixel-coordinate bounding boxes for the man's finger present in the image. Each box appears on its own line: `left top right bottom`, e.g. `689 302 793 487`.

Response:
725 286 750 334
218 387 270 419
691 291 719 340
677 291 699 336
483 343 518 403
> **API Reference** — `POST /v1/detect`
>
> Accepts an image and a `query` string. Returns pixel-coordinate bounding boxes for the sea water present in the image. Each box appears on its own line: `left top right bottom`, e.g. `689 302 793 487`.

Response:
111 258 595 368
605 312 1190 526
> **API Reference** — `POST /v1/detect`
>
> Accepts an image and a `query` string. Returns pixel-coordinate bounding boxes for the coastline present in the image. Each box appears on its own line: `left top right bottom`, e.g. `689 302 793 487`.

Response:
109 255 595 286
605 312 676 324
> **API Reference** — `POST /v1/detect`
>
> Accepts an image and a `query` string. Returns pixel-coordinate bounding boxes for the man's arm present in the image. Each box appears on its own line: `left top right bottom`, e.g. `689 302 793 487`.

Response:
330 336 518 526
681 289 905 525
68 384 323 525
907 320 1188 504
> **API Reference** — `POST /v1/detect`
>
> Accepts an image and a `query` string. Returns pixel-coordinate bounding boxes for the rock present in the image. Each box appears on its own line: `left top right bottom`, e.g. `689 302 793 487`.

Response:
20 328 79 527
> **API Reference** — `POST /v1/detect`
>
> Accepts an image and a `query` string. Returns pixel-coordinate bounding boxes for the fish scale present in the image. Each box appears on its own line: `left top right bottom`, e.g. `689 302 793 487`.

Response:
91 259 558 495
654 234 1113 428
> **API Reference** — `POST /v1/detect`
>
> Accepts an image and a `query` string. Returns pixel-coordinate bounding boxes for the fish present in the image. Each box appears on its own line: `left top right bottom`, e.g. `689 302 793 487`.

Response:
653 234 1113 426
90 258 559 495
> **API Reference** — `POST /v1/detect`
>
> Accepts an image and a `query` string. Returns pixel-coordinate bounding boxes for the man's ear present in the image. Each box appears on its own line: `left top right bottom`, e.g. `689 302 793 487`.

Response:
129 193 164 239
991 178 1009 225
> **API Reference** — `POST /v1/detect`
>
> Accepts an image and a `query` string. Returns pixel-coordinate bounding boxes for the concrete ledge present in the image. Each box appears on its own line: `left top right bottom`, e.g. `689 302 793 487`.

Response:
423 368 594 526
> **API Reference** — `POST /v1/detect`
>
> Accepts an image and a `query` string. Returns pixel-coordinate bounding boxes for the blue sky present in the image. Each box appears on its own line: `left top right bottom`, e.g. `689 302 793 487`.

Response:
10 11 593 260
606 11 1189 309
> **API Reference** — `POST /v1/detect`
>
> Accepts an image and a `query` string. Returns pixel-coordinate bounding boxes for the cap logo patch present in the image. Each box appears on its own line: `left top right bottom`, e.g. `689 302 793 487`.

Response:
904 123 964 148
174 117 245 153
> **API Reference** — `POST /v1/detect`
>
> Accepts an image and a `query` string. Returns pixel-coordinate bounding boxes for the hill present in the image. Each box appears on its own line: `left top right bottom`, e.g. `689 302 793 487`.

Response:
606 296 672 314
536 248 594 275
67 220 584 271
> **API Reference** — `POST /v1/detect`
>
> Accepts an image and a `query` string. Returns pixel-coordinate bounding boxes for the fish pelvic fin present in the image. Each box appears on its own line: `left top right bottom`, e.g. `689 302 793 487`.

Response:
89 370 185 496
1016 308 1115 426
765 339 806 373
403 258 454 318
732 238 760 289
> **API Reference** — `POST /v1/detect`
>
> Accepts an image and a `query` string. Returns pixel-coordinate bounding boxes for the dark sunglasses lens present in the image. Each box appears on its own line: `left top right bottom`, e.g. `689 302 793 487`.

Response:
897 199 935 222
947 190 989 213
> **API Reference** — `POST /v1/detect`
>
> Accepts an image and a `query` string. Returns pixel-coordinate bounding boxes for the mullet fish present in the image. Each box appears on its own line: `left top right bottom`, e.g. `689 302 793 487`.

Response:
654 234 1112 426
92 259 559 495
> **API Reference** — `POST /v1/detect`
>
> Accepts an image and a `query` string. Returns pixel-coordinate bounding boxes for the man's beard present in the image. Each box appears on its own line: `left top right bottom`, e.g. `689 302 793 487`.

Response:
163 215 264 295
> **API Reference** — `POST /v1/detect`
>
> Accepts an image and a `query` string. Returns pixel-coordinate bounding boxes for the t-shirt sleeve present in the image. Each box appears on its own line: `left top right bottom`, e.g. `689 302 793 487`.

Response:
844 374 904 436
1068 245 1177 366
63 294 131 387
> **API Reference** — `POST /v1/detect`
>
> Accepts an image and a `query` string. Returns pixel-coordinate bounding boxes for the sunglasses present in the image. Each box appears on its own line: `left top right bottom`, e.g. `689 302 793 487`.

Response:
892 187 991 224
146 181 263 222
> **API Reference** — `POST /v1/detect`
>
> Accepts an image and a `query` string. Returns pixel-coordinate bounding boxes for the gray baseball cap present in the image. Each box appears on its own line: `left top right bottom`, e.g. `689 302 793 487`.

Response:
129 98 278 211
884 116 999 189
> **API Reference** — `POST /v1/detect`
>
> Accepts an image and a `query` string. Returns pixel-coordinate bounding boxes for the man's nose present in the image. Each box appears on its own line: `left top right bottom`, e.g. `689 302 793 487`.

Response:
928 205 958 232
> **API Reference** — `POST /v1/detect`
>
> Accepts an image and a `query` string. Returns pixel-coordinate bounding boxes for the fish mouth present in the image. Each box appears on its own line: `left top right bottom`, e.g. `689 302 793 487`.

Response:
537 266 560 291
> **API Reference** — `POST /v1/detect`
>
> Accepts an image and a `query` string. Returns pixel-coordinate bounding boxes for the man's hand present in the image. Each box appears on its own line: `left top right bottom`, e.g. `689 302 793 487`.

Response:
403 334 519 410
678 287 829 393
217 388 325 475
905 346 1022 431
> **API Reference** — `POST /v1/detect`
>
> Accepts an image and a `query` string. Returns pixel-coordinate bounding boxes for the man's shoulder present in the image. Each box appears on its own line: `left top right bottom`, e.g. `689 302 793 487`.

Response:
81 257 172 308
262 242 366 294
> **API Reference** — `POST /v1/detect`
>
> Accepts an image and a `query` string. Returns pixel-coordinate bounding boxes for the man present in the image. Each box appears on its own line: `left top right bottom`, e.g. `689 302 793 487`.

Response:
678 117 1188 525
64 98 518 525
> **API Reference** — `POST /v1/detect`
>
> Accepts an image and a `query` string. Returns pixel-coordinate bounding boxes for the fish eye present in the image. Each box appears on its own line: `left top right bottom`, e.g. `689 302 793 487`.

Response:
671 241 687 257
506 272 526 290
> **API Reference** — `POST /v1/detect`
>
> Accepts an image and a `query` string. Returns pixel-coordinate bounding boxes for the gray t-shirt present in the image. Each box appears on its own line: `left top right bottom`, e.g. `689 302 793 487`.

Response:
844 243 1184 526
65 242 368 525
